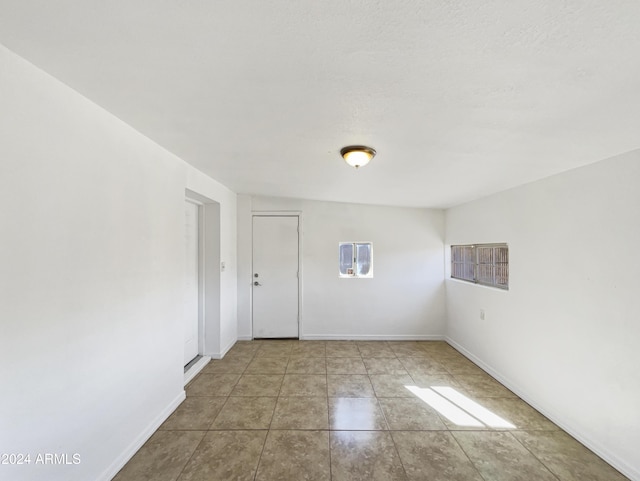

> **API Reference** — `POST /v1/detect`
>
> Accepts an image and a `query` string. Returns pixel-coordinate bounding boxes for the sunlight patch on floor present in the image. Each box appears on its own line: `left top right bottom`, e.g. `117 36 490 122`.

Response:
405 385 516 429
432 386 516 429
405 385 484 427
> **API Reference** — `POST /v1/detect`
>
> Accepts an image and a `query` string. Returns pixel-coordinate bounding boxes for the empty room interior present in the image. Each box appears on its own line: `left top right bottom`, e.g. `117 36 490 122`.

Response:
1 1 639 480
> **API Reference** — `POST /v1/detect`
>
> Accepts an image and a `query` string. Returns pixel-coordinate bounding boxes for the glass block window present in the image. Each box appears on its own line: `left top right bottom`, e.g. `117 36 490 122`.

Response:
339 242 373 278
451 244 508 289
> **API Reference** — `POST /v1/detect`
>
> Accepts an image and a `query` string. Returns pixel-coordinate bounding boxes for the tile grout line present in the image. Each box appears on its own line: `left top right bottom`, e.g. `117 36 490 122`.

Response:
175 349 253 481
326 344 332 480
508 431 563 481
416 342 490 481
212 347 253 430
124 340 614 481
252 343 281 481
374 344 411 480
383 341 415 480
448 429 491 481
172 431 208 481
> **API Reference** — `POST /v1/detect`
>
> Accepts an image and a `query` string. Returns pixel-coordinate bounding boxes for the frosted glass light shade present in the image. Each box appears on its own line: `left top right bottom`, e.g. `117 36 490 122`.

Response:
340 146 376 169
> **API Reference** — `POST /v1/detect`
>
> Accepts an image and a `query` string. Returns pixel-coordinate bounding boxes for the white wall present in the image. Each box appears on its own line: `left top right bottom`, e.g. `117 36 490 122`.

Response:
237 196 446 339
445 149 640 481
0 45 237 481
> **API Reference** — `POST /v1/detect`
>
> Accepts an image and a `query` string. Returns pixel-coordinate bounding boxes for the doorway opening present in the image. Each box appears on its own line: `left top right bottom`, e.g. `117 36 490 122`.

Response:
184 198 200 366
183 191 221 384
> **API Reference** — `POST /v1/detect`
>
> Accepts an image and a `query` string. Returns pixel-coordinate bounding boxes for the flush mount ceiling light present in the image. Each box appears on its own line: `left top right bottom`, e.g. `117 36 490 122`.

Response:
340 145 376 169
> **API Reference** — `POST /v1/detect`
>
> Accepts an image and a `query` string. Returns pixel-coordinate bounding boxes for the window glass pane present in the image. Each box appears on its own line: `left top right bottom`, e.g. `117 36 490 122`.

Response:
339 242 372 278
355 243 371 276
339 243 353 276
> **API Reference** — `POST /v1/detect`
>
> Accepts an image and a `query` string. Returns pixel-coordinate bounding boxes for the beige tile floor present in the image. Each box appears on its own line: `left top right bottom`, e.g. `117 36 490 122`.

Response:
114 340 629 481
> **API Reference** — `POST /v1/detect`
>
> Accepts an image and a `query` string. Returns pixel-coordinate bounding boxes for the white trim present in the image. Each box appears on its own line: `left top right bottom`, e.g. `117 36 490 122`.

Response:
98 391 185 481
220 337 237 359
209 337 237 359
445 337 639 481
183 197 204 365
183 356 211 386
252 210 302 217
184 197 204 206
237 335 253 341
298 213 304 338
301 334 446 341
185 190 221 367
196 201 206 356
447 277 511 292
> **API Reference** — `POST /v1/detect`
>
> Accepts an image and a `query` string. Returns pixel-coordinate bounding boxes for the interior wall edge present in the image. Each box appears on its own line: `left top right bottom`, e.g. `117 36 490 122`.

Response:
97 391 186 481
211 337 238 360
445 336 639 481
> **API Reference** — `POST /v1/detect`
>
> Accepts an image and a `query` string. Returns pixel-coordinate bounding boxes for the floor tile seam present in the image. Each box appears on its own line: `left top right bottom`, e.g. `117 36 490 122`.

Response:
252 429 270 481
326 427 333 481
250 427 450 433
165 426 228 432
372 393 393 434
263 381 280 434
219 372 243 397
385 430 415 480
384 427 459 432
264 428 336 432
325 359 331 438
206 393 232 430
229 394 281 398
172 430 208 481
207 427 272 432
507 430 563 481
447 429 493 481
414 399 458 433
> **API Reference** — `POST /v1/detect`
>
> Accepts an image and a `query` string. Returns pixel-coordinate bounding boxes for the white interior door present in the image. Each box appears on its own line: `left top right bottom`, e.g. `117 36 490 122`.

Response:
184 200 200 365
252 215 299 338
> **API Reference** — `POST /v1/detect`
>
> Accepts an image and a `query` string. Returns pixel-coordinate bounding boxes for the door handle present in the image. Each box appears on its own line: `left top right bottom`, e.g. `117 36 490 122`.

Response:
254 281 262 286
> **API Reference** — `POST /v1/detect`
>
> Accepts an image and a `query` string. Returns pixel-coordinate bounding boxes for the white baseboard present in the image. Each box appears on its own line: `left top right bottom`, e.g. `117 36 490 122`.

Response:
184 356 211 385
219 338 236 358
206 338 239 360
445 337 639 481
301 334 445 341
236 335 446 342
98 391 186 481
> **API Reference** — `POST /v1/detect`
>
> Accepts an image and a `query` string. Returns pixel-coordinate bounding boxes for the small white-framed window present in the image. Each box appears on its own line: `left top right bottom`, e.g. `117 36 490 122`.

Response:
339 242 373 278
451 243 508 289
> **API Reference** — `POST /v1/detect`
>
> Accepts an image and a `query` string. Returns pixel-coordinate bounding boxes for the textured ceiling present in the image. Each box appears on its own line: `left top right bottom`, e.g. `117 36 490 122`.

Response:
1 1 639 207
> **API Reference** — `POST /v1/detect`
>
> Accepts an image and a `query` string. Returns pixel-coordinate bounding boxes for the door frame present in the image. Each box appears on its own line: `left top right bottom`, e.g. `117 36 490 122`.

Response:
251 211 303 339
184 197 204 363
183 190 222 385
